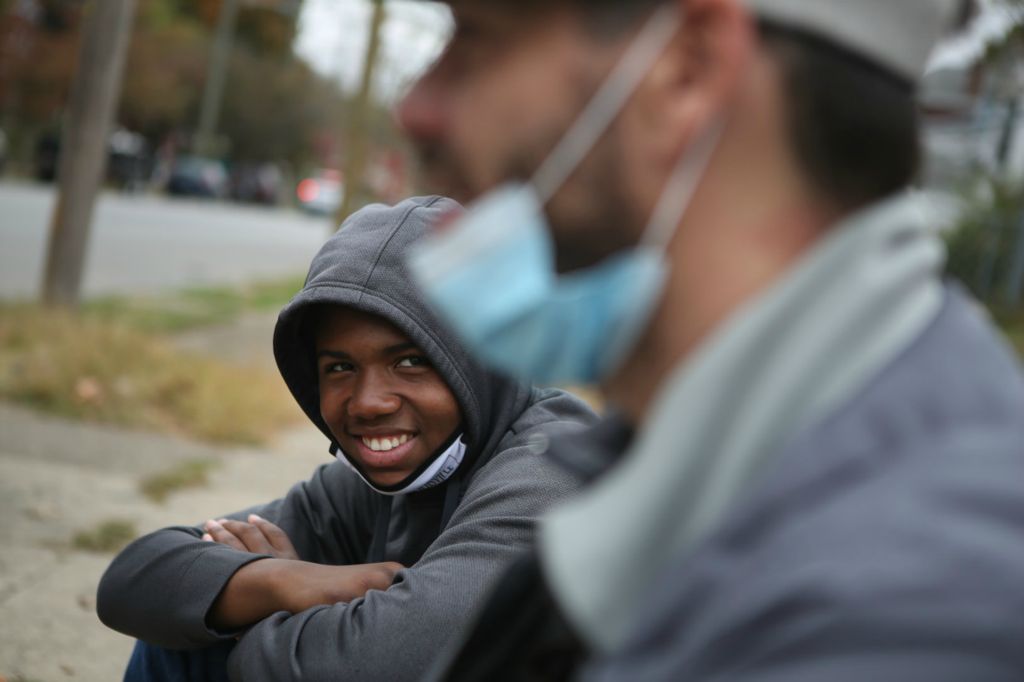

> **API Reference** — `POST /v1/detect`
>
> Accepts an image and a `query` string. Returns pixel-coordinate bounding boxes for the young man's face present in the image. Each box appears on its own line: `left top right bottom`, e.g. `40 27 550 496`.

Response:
398 1 650 272
315 307 462 487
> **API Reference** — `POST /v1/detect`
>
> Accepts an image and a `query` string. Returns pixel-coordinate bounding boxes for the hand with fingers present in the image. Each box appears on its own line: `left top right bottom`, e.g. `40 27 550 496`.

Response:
201 514 404 631
203 514 300 561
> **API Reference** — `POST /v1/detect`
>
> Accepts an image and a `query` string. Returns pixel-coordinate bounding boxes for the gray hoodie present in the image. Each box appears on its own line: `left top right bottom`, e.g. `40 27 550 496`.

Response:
96 196 594 680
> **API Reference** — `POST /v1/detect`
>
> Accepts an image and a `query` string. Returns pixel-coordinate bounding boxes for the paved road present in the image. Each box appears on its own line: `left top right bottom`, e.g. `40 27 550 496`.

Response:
0 181 331 300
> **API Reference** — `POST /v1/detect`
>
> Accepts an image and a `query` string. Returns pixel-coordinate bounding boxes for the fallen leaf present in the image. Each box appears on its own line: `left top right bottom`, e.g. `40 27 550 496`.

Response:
74 376 103 404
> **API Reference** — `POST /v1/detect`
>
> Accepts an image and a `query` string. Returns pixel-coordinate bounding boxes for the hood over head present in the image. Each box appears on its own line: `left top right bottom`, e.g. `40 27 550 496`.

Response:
274 196 533 486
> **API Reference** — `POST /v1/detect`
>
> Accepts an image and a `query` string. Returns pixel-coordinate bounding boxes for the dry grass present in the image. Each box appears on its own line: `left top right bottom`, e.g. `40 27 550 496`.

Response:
0 305 301 445
140 458 219 503
83 275 306 333
71 519 138 554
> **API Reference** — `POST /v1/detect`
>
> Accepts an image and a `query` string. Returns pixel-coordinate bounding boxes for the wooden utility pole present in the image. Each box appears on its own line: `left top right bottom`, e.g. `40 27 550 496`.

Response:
195 0 303 155
334 0 387 231
42 0 138 307
195 0 241 157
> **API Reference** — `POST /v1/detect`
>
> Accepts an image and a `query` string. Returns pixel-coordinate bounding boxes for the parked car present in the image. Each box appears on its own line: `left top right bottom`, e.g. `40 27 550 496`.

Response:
296 169 343 215
35 129 61 182
230 162 283 206
107 128 151 191
167 156 229 199
33 126 152 189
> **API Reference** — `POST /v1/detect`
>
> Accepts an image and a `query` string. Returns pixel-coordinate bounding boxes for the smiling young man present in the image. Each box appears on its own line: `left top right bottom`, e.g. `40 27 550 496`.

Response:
396 0 1024 680
96 196 594 681
315 306 463 492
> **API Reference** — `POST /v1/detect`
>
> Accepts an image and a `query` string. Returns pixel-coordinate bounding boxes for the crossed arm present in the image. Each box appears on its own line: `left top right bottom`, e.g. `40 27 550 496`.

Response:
96 461 387 649
199 514 401 631
97 451 582 680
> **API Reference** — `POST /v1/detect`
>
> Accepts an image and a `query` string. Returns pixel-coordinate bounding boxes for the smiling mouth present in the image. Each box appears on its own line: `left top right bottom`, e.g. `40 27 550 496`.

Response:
360 433 412 452
350 432 419 471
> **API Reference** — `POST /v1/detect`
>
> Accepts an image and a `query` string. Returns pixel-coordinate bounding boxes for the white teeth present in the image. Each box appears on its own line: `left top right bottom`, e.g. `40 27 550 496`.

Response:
362 434 411 452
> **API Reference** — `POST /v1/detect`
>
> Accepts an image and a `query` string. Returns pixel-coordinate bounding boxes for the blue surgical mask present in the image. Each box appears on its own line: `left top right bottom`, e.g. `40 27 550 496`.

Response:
408 5 722 386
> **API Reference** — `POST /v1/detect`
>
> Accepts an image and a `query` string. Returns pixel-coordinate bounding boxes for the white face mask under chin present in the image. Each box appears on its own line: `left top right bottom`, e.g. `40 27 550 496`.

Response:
334 435 467 496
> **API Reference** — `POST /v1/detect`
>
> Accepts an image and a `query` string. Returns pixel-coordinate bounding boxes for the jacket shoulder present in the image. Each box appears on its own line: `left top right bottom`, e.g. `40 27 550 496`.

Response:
594 290 1024 680
455 389 595 521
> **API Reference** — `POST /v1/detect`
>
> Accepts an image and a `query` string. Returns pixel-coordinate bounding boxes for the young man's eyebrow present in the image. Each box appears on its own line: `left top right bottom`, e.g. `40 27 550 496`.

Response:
316 344 419 359
384 342 419 355
316 350 351 360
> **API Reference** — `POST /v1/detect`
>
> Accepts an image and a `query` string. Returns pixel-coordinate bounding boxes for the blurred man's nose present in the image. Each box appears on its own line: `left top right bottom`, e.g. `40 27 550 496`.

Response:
348 373 402 420
396 71 448 143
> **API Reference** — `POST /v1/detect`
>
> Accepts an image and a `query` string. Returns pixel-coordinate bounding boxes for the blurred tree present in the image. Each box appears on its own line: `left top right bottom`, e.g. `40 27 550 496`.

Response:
236 6 298 56
945 3 1024 306
985 0 1023 59
335 0 385 228
946 175 1024 301
43 0 138 308
0 1 81 137
38 0 79 30
0 0 364 176
220 45 347 167
119 4 208 142
189 0 298 55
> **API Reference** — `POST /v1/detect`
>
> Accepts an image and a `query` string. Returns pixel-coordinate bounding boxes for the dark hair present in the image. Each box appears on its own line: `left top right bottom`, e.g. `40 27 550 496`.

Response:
573 1 985 211
571 1 925 211
762 1 978 210
757 20 921 211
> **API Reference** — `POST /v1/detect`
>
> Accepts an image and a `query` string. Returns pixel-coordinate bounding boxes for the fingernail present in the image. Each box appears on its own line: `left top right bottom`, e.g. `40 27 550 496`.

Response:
249 514 263 522
217 518 228 524
206 519 222 529
202 533 213 542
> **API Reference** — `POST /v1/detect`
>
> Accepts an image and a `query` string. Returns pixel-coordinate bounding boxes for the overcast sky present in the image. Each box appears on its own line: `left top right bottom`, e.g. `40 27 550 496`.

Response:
294 0 1019 103
294 0 452 103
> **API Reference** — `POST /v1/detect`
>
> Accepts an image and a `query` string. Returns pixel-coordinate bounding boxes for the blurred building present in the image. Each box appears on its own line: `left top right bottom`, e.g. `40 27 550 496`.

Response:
921 30 1024 187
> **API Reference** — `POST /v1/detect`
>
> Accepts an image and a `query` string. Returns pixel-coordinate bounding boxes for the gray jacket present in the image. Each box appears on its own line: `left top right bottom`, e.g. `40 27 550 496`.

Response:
96 196 594 680
584 288 1024 680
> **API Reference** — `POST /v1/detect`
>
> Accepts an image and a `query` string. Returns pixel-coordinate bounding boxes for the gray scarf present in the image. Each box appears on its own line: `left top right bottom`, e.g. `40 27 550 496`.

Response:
540 193 948 652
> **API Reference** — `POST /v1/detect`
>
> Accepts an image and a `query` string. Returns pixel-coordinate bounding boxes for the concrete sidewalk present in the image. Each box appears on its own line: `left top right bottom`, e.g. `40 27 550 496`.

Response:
0 401 328 682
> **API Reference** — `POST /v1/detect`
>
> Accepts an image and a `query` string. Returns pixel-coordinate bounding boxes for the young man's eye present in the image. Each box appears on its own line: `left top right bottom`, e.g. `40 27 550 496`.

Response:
397 356 430 369
323 361 354 374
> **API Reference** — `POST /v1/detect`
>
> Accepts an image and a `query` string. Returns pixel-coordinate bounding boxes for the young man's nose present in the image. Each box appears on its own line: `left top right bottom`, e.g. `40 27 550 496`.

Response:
347 375 402 420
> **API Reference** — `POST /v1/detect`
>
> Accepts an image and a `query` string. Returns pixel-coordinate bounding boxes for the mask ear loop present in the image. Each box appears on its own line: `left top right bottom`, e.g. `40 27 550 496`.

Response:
530 3 683 206
640 117 726 253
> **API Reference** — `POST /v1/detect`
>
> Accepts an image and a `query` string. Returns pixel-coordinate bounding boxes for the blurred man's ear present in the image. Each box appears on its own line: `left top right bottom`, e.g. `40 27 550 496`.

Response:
647 0 755 150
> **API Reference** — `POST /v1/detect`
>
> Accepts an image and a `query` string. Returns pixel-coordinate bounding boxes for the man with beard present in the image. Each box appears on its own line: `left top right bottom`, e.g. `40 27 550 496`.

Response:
399 0 1024 679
